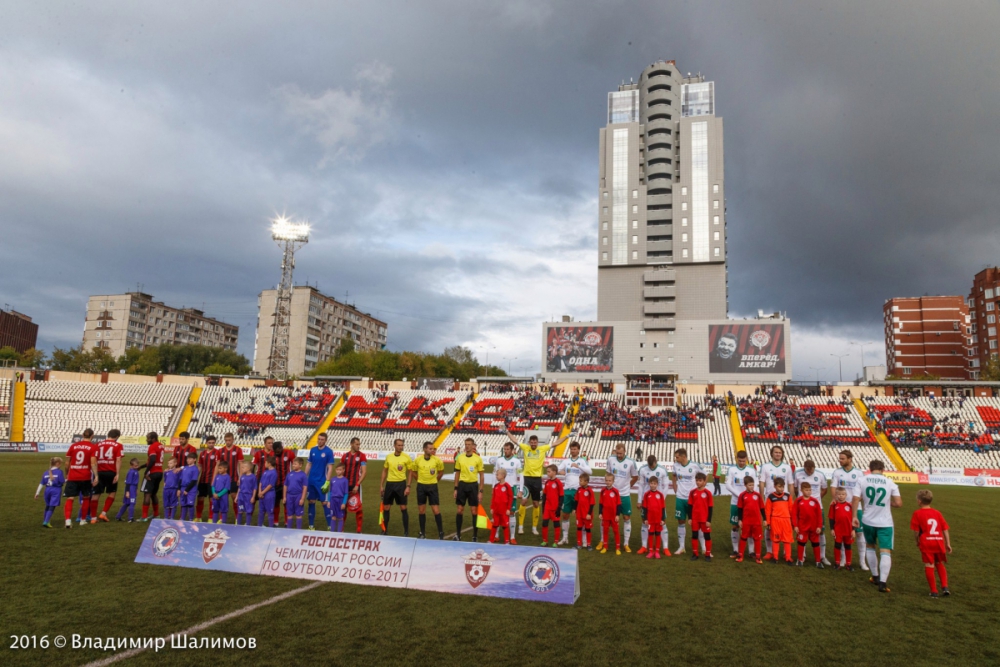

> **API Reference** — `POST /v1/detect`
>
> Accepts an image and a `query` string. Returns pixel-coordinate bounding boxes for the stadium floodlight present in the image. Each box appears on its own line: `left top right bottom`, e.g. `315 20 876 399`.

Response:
267 215 310 379
271 216 311 243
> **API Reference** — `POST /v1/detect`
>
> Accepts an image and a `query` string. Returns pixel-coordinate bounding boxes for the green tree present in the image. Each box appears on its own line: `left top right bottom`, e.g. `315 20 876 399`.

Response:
18 348 46 368
0 346 18 364
980 355 1000 381
335 338 356 359
203 362 237 375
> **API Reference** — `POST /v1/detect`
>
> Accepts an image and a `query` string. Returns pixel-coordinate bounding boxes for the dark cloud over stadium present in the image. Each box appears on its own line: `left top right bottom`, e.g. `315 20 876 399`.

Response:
1 1 997 380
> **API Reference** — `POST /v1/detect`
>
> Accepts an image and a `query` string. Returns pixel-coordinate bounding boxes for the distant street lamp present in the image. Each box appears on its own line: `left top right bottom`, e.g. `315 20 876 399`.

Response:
830 353 849 383
808 366 825 383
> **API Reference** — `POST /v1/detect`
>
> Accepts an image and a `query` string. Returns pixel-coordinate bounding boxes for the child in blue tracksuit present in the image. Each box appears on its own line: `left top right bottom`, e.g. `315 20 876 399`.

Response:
258 459 278 527
284 459 307 530
35 457 65 527
115 459 141 522
325 463 350 532
236 462 257 525
212 462 231 524
163 458 180 519
179 453 199 521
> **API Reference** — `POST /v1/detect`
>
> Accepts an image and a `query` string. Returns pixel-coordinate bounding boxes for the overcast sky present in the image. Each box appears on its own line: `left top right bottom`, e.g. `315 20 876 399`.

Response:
1 1 998 381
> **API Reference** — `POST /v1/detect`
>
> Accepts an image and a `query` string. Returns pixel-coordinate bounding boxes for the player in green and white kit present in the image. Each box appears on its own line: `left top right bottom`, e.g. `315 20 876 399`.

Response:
852 460 902 593
671 448 704 556
605 443 639 552
638 455 671 554
556 442 592 546
831 450 868 570
725 450 757 557
490 442 523 540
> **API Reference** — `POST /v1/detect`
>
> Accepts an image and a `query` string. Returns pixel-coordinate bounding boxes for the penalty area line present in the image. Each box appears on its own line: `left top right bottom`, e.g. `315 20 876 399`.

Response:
79 581 325 667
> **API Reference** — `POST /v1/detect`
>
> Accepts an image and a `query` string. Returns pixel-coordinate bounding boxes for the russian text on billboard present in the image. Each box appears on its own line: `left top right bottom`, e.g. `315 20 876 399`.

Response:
708 323 785 374
546 326 613 373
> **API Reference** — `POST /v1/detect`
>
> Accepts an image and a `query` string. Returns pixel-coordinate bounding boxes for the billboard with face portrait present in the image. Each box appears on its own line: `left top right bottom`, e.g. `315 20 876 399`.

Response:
708 324 786 374
546 326 613 373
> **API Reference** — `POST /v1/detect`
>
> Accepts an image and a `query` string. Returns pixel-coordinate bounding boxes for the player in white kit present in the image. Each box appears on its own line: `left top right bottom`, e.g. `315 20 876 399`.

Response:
556 441 591 545
637 455 671 555
852 460 902 593
759 445 793 559
831 449 868 569
605 443 639 552
490 442 523 540
671 448 704 556
726 450 758 557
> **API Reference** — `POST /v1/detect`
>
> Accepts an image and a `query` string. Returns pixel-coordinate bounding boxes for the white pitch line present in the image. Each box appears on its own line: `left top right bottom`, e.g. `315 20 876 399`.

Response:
79 581 325 667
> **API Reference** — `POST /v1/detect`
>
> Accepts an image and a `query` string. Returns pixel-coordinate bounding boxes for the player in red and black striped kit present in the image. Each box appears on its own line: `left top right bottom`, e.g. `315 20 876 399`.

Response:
255 439 295 524
340 437 368 533
214 433 244 520
196 436 218 521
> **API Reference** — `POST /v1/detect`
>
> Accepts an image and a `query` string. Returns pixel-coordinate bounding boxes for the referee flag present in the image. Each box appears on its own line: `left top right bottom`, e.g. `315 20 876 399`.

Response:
378 503 385 531
476 504 492 531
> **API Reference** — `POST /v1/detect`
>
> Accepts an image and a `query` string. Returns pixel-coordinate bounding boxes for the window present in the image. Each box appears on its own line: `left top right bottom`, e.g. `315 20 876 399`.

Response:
713 215 720 225
988 288 995 299
682 248 689 258
96 332 101 338
100 301 105 307
713 200 719 209
632 189 638 199
691 121 709 262
653 357 660 362
602 222 608 230
988 315 996 324
681 202 688 211
640 330 645 335
653 342 659 348
681 186 688 196
632 205 638 213
632 250 638 259
639 357 644 362
639 343 644 349
682 217 688 227
713 231 720 241
668 357 674 362
603 207 608 214
612 128 629 265
713 184 719 193
632 235 638 244
714 247 720 257
990 327 997 337
903 367 912 375
602 252 608 260
668 342 674 348
991 340 998 350
603 191 608 199
681 233 688 242
602 237 608 246
987 302 995 312
632 220 638 229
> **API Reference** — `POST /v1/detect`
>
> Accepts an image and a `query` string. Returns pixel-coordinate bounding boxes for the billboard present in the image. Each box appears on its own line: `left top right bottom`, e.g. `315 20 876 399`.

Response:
546 326 613 373
708 323 786 374
415 378 454 390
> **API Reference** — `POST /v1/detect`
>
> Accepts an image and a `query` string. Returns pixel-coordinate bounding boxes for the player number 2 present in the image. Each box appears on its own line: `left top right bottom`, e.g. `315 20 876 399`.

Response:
926 518 939 535
864 487 886 507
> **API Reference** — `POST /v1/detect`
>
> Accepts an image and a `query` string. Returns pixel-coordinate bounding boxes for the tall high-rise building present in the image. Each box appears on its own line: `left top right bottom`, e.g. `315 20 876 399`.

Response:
968 267 1000 376
883 296 973 380
542 60 791 389
83 292 239 358
0 308 38 353
253 286 387 376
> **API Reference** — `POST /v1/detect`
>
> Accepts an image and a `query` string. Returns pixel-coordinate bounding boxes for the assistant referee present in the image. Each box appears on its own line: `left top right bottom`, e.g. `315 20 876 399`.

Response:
453 438 484 542
411 441 445 539
380 438 412 537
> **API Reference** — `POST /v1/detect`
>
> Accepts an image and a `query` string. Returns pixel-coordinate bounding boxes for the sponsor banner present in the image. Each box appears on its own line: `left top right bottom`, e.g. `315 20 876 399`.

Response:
546 326 613 374
922 467 964 475
964 469 1000 478
708 323 786 374
416 378 454 390
37 443 70 453
136 520 578 604
927 475 1000 487
0 441 38 452
884 471 926 484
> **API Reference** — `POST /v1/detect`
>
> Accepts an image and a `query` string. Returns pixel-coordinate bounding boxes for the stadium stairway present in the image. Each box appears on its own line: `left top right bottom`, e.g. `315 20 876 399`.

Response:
171 386 202 439
854 398 910 472
431 392 477 450
553 398 580 457
11 381 25 442
306 390 349 448
726 397 745 455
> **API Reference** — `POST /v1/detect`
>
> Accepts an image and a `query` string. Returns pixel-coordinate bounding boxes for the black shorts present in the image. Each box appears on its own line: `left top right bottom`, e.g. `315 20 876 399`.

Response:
524 476 542 502
382 481 408 506
65 479 93 498
273 485 283 504
455 481 479 507
93 471 118 495
416 483 440 506
198 482 212 498
140 473 163 495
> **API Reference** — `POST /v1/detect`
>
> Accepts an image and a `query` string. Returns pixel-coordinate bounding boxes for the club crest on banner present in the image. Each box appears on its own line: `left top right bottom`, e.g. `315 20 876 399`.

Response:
463 549 495 589
524 555 560 593
347 494 361 512
749 330 771 350
202 528 231 564
152 528 179 557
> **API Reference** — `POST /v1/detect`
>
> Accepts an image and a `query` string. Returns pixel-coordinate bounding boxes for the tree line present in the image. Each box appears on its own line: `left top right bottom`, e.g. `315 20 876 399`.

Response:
307 340 508 381
0 344 252 376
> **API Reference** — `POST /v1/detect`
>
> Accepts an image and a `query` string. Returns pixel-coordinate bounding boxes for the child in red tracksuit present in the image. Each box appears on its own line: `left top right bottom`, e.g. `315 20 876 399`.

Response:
540 465 564 547
576 473 596 550
793 482 824 567
911 489 952 597
688 472 714 561
599 473 623 555
736 477 765 563
641 476 666 559
490 468 514 545
828 487 855 570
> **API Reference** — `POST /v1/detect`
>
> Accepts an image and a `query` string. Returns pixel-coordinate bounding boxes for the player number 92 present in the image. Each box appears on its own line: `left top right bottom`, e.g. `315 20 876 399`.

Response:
10 636 50 649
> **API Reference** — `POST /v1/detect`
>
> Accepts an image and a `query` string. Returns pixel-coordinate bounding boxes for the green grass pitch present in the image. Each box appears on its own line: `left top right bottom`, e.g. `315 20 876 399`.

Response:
2 452 1000 666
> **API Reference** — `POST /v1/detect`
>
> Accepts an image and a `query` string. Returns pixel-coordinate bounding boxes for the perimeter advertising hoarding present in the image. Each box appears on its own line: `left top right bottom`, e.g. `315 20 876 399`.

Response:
546 326 613 373
136 520 579 604
708 323 786 374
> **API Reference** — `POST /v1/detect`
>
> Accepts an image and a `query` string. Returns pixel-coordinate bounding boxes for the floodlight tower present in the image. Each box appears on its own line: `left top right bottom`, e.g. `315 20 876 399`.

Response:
267 216 310 379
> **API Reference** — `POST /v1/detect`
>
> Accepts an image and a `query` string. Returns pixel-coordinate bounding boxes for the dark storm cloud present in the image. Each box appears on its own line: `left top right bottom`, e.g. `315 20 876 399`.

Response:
0 1 997 379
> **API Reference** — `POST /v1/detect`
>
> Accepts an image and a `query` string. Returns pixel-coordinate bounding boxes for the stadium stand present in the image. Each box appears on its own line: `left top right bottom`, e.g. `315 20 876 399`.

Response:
187 386 342 447
323 389 472 451
0 378 11 441
23 380 190 443
736 392 892 470
863 396 1000 469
